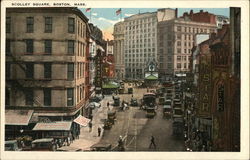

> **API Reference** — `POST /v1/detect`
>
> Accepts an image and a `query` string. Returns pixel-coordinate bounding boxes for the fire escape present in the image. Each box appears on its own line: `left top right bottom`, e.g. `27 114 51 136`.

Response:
6 54 43 107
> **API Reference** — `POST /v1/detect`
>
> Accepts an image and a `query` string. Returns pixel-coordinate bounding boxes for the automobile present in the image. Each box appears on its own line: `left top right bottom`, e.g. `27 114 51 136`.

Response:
5 140 22 151
90 143 112 151
113 96 120 106
130 98 138 106
103 119 112 130
146 107 156 118
173 99 181 104
158 97 165 105
89 96 102 103
128 88 133 94
88 102 101 109
172 118 184 135
108 110 116 124
30 138 57 151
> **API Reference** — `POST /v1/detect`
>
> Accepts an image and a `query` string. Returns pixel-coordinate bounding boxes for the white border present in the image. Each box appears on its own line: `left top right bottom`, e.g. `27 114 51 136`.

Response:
1 0 249 160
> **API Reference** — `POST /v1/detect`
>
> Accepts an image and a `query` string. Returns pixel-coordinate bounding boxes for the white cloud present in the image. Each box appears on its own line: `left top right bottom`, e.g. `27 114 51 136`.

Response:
124 13 135 17
97 17 123 25
92 12 98 16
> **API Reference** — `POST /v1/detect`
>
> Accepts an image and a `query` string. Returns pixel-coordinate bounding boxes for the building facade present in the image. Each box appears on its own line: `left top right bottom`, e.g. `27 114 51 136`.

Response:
113 22 125 80
5 7 90 139
123 12 157 79
216 15 230 29
158 18 217 79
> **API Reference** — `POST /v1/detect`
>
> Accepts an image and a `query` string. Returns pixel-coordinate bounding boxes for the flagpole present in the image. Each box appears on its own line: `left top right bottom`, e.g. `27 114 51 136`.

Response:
90 9 92 23
120 8 122 21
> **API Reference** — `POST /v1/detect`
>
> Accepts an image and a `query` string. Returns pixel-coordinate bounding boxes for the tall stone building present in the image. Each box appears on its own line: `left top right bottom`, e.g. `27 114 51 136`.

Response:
113 22 125 80
158 16 217 79
5 7 90 139
121 8 176 80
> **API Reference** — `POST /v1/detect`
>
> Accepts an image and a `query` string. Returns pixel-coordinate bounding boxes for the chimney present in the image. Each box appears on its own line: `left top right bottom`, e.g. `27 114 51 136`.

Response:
175 8 178 18
190 10 193 15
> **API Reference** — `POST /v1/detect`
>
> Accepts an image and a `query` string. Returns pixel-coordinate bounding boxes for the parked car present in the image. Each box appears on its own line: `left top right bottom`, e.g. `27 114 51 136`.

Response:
89 96 102 103
5 140 22 151
30 138 57 151
90 143 112 151
113 96 120 106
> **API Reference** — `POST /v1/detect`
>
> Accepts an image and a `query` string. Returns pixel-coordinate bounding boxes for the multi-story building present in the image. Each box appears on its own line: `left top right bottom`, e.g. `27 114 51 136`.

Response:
113 22 125 80
123 8 176 80
5 7 90 139
88 23 105 96
124 12 157 79
158 17 217 78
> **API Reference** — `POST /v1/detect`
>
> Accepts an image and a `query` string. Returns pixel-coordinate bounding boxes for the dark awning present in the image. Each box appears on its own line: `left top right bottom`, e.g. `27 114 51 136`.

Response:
5 110 34 126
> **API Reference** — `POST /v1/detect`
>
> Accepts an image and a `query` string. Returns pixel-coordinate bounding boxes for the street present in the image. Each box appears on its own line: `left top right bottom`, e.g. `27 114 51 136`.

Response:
98 83 185 151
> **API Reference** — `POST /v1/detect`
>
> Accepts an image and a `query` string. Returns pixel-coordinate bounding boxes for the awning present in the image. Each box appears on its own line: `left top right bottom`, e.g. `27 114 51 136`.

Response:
33 121 72 131
145 75 158 80
5 110 34 125
102 82 119 89
73 115 90 127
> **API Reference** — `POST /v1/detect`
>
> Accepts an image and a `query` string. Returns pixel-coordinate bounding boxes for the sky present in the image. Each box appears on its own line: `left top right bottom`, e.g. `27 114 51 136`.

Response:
79 8 230 40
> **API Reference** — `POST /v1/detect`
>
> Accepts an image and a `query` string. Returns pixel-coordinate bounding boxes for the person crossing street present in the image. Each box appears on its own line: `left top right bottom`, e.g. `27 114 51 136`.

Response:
149 135 156 149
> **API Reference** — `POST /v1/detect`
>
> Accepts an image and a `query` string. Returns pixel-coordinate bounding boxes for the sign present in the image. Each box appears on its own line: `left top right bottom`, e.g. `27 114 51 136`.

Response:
198 62 211 116
217 84 224 111
95 49 102 88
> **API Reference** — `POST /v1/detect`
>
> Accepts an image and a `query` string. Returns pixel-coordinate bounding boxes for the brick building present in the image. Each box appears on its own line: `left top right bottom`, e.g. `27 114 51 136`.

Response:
5 7 90 140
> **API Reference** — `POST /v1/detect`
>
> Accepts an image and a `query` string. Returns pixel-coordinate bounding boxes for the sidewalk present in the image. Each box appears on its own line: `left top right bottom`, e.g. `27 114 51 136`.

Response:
60 96 113 151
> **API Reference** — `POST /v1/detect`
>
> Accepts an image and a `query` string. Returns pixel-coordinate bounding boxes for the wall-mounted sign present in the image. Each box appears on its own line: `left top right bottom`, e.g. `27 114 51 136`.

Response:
217 83 224 111
198 62 211 116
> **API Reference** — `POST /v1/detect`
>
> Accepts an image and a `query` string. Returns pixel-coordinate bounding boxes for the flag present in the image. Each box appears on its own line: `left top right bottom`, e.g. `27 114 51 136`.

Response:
116 8 121 15
86 8 91 12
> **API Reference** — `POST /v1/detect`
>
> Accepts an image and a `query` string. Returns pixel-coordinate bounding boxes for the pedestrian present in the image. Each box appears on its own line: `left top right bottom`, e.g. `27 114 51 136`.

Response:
107 102 110 107
89 121 92 132
98 127 102 137
149 135 156 149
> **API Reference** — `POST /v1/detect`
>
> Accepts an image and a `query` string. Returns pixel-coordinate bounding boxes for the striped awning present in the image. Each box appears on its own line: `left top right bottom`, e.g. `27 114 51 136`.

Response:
33 121 72 131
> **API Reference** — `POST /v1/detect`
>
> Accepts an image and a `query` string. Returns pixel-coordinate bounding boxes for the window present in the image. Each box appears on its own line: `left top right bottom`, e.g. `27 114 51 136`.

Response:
25 88 33 106
44 40 52 54
177 34 181 39
184 63 187 68
6 62 11 79
177 63 181 68
26 39 33 54
177 41 181 46
177 56 181 61
26 63 34 78
44 63 51 78
6 39 11 55
6 17 11 33
5 88 10 106
68 17 75 33
67 88 74 106
67 63 74 79
68 40 74 54
177 48 181 54
26 17 34 33
44 88 51 106
177 26 181 32
45 17 52 33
